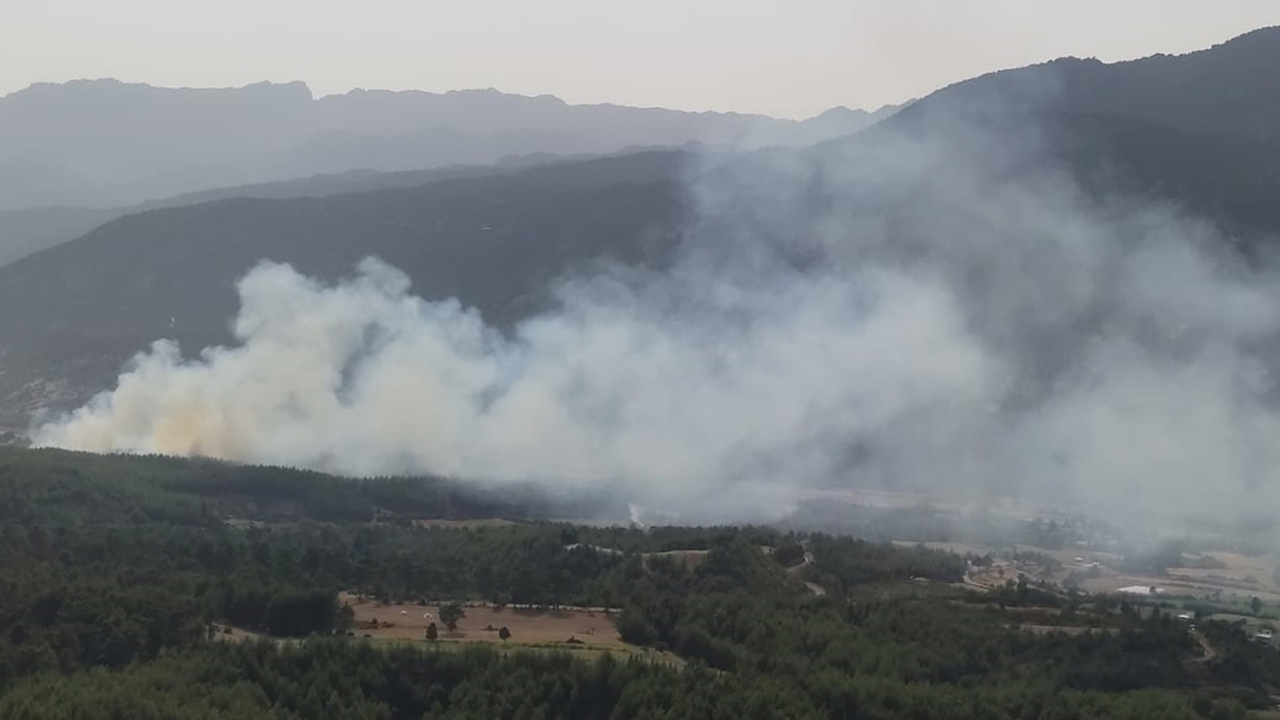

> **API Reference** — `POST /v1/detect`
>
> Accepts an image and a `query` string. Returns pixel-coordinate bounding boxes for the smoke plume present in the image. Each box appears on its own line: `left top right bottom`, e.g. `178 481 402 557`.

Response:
32 106 1280 530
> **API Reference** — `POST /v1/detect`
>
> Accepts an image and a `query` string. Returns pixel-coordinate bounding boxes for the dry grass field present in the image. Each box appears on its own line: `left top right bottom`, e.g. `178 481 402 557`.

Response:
339 594 683 664
955 539 1280 615
218 594 680 664
342 596 621 646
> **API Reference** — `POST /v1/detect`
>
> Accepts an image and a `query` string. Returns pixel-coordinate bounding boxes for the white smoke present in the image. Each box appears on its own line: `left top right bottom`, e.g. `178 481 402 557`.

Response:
32 255 995 512
31 109 1280 529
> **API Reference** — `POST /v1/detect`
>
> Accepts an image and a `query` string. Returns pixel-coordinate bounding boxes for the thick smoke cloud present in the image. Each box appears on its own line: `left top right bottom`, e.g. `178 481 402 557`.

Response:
31 109 1280 529
32 257 995 519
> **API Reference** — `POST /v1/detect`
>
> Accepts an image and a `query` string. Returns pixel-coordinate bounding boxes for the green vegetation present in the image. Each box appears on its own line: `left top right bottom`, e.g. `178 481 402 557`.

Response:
438 603 466 633
0 446 623 525
1 446 1279 718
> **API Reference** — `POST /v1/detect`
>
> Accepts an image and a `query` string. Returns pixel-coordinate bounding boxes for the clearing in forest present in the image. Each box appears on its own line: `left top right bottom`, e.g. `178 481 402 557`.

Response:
338 594 669 658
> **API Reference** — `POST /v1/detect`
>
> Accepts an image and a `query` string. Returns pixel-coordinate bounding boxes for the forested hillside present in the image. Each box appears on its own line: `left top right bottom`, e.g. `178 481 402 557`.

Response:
0 151 570 270
898 26 1280 143
0 446 1278 719
0 150 690 428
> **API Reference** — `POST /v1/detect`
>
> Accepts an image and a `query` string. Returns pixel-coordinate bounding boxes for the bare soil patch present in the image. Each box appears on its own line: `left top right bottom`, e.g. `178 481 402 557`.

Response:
340 595 626 650
1021 624 1114 636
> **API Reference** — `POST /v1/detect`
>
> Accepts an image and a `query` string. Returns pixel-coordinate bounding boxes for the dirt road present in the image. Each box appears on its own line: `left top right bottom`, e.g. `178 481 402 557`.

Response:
787 541 826 596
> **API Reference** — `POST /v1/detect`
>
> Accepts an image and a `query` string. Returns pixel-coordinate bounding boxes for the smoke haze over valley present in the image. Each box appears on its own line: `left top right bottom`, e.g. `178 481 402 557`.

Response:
18 8 1280 719
30 34 1280 533
0 25 1270 540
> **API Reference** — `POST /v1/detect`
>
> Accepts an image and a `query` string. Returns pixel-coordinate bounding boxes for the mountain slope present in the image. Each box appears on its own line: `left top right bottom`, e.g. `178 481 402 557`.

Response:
0 206 116 268
0 151 691 426
885 25 1280 141
859 26 1280 243
0 150 597 270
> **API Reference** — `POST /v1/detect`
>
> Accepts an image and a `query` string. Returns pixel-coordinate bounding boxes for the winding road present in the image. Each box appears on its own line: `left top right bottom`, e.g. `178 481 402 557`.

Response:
786 541 826 596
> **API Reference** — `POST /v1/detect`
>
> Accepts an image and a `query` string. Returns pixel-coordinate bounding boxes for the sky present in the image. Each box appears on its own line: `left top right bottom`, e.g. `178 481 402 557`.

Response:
3 0 1279 118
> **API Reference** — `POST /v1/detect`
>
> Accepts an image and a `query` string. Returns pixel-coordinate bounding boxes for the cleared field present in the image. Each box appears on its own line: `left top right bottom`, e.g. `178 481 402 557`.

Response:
565 543 709 571
1168 551 1278 592
212 607 681 665
340 596 685 664
949 536 1280 611
1021 624 1114 636
797 487 1061 521
892 540 992 557
645 549 707 570
342 595 624 649
1076 570 1280 605
411 518 518 529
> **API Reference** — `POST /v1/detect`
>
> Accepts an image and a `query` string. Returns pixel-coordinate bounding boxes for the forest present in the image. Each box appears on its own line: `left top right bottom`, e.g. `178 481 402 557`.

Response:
0 446 1277 719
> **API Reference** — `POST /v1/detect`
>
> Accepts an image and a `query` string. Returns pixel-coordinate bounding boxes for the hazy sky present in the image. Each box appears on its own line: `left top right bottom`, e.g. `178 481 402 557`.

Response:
3 0 1279 118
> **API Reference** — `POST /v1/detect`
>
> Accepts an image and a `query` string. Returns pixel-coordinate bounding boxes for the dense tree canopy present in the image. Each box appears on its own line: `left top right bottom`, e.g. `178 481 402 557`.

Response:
0 446 1277 718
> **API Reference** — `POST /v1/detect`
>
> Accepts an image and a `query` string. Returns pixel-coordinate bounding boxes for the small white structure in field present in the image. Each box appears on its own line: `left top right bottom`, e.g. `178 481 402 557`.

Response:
423 612 432 619
1177 612 1194 621
400 610 408 616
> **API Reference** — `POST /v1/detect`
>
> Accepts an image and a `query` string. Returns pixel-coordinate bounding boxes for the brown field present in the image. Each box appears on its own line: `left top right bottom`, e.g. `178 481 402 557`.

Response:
337 594 671 657
213 600 680 664
342 596 682 664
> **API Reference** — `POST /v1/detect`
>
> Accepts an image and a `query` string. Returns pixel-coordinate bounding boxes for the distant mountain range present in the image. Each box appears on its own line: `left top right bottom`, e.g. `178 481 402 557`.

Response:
0 80 900 212
1 27 1279 430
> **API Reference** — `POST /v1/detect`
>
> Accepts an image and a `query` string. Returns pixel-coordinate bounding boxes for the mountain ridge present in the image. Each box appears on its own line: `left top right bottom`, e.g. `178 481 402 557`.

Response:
0 79 899 212
3 78 893 123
